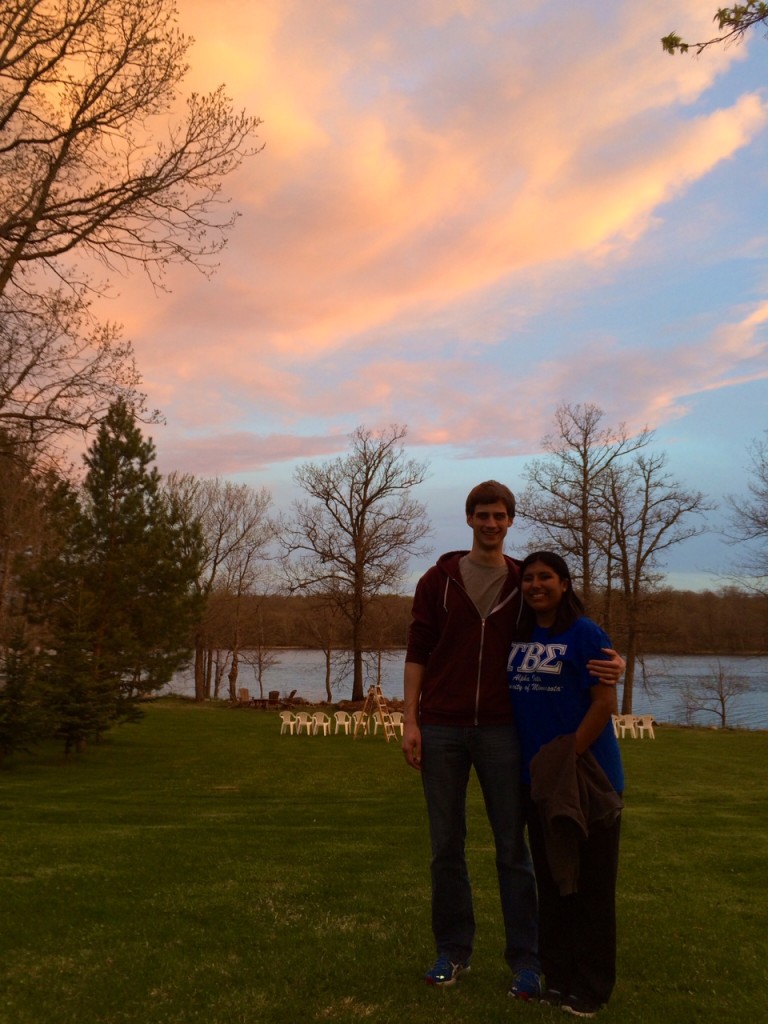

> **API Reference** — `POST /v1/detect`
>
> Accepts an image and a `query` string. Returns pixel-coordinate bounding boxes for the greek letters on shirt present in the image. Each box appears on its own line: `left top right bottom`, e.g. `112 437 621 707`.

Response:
507 641 567 674
507 641 567 694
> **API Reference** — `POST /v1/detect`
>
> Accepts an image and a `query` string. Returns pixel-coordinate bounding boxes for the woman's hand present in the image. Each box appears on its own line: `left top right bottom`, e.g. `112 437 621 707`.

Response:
575 682 619 753
586 648 625 685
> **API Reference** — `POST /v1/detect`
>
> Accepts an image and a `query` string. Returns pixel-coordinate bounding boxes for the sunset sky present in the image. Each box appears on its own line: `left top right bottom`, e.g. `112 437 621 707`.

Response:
107 0 767 589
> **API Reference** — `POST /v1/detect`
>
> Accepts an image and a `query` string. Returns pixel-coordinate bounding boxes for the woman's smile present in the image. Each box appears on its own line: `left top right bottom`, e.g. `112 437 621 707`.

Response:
521 561 569 624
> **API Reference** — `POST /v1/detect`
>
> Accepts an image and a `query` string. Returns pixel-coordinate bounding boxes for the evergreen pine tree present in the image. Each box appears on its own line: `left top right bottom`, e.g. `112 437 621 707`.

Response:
32 400 204 750
0 634 51 761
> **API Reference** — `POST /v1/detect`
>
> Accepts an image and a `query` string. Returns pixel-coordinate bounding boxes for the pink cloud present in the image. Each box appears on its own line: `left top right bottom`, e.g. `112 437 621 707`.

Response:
153 429 351 477
78 1 767 476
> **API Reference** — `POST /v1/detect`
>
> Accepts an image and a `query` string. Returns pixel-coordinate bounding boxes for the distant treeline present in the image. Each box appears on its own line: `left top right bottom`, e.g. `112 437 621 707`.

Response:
213 589 768 657
206 594 413 652
593 587 768 656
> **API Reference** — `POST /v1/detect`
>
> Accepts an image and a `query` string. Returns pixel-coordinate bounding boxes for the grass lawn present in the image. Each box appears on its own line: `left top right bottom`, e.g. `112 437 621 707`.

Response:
1 700 767 1024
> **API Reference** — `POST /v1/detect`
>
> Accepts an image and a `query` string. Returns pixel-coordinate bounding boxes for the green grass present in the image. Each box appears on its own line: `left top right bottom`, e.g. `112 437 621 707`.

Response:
1 702 767 1024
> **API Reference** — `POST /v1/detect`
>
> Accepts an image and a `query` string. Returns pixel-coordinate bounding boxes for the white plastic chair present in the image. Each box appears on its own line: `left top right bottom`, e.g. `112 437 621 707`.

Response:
351 710 369 735
334 711 352 735
295 711 313 735
634 715 656 739
279 711 296 735
312 711 331 736
616 714 637 739
611 714 620 738
389 711 404 737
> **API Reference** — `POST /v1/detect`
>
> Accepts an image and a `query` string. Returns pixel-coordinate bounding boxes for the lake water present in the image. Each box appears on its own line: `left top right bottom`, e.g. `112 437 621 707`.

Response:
168 650 768 730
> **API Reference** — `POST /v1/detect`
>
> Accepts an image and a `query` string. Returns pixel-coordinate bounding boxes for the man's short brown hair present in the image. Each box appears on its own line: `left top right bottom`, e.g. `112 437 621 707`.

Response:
465 480 516 518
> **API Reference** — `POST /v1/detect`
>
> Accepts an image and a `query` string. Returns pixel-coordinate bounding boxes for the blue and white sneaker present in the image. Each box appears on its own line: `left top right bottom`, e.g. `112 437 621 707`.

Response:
508 968 543 1001
424 955 470 986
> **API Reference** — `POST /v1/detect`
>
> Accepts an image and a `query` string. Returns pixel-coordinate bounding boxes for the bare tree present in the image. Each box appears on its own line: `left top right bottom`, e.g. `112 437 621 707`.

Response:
163 474 275 701
240 609 280 701
282 425 431 701
207 646 231 701
0 290 145 451
520 405 713 713
301 598 351 703
725 431 768 593
362 595 408 694
1 0 260 294
679 660 752 728
519 403 651 607
599 453 712 713
220 531 277 703
0 0 261 450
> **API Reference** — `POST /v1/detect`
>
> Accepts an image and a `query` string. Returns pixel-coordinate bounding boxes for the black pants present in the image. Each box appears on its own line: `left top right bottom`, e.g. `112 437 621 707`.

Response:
524 788 621 1006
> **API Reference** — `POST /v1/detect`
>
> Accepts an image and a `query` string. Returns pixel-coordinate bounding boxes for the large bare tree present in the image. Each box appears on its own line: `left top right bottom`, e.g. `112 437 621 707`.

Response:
520 405 711 713
1 0 260 292
598 453 711 712
0 0 261 449
282 425 431 701
519 403 651 606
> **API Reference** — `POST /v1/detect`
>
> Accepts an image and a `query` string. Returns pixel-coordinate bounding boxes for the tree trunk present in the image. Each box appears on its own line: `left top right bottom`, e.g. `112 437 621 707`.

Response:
351 577 365 701
621 626 639 715
228 622 241 701
213 652 228 699
205 646 214 699
351 608 364 701
351 647 364 701
228 650 239 702
324 649 332 702
194 638 206 701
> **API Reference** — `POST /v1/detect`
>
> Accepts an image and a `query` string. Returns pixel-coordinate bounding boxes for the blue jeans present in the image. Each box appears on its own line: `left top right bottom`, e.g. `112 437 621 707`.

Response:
421 724 539 971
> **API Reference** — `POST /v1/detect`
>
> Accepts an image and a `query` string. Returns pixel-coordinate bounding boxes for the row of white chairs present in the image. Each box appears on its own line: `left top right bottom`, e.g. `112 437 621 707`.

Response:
612 714 656 739
282 709 653 740
279 709 404 737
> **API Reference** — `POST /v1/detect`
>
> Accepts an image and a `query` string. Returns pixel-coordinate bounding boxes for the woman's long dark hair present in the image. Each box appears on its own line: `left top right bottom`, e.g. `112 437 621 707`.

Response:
516 550 585 639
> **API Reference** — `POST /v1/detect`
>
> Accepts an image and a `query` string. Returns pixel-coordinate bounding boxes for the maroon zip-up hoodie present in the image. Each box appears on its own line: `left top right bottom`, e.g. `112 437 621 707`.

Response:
405 550 522 727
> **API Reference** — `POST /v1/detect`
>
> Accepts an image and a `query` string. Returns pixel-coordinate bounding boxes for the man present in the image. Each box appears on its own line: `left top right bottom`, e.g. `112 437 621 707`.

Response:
402 480 622 999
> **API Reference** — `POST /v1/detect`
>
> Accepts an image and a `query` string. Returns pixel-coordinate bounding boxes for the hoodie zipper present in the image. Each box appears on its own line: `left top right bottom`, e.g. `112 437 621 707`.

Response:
460 581 519 726
474 618 486 725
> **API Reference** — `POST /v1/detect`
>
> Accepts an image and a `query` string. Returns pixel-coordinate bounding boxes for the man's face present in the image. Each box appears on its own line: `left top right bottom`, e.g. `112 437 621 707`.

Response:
466 500 513 552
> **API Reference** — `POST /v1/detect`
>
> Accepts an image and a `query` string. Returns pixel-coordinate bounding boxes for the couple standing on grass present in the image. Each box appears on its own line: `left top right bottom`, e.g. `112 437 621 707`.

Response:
402 480 625 1019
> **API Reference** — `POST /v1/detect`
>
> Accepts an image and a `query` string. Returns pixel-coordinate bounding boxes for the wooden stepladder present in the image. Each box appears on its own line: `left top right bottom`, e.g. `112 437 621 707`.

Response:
354 684 397 742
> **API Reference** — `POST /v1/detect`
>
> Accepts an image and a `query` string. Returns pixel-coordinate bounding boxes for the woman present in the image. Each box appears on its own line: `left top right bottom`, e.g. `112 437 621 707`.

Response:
507 551 624 1019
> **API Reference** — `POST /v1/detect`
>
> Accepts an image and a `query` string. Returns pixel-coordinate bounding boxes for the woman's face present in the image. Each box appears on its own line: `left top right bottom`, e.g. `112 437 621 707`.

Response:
521 559 569 622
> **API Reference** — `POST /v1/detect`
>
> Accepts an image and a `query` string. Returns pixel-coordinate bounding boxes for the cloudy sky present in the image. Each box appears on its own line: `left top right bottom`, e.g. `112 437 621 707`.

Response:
108 0 767 588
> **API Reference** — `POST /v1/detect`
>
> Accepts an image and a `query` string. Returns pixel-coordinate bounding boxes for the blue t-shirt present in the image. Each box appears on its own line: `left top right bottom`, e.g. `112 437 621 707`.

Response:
507 616 624 792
